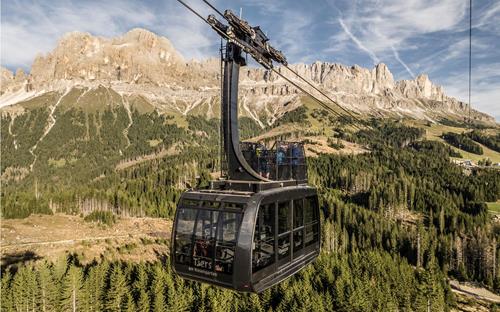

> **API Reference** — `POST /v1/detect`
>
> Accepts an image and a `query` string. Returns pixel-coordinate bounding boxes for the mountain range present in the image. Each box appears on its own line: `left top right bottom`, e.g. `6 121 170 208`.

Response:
0 28 495 125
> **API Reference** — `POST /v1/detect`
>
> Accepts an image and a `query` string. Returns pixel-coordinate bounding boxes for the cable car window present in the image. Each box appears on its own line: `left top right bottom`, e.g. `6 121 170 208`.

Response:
252 203 275 272
278 235 291 260
278 201 291 234
293 229 304 255
181 199 200 207
215 212 242 274
278 201 292 261
177 208 198 235
174 208 197 265
304 196 319 247
224 202 245 210
193 210 219 271
293 199 304 229
203 201 220 209
292 199 305 257
304 197 316 224
218 212 241 242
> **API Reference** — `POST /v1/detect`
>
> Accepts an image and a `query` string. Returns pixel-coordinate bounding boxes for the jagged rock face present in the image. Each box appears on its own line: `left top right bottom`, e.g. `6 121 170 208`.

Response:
396 74 444 101
238 63 492 122
0 28 495 124
239 62 395 95
28 29 217 88
1 67 14 93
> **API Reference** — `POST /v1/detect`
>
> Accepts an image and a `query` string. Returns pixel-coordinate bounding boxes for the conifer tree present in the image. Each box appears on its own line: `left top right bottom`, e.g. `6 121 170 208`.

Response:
1 270 15 312
83 262 109 312
106 264 129 312
137 287 151 312
151 265 167 312
61 264 84 312
133 263 151 312
125 291 136 312
37 261 58 312
11 266 37 312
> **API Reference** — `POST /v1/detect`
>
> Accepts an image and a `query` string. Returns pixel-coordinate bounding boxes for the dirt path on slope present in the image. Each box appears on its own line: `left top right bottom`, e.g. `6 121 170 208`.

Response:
1 214 172 265
450 280 500 304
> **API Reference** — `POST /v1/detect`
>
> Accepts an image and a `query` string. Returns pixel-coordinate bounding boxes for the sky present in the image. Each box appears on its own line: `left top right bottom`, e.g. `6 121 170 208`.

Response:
1 0 499 120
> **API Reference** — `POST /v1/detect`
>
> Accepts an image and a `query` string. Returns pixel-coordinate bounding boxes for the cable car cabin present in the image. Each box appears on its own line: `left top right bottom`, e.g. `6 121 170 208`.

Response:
167 10 321 292
171 186 320 293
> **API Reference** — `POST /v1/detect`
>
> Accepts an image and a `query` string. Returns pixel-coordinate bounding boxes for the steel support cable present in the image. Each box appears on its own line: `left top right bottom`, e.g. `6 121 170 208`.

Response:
177 0 364 131
270 68 344 119
280 66 364 130
283 65 367 127
468 0 472 126
269 68 364 131
202 0 225 18
200 0 365 130
200 0 367 130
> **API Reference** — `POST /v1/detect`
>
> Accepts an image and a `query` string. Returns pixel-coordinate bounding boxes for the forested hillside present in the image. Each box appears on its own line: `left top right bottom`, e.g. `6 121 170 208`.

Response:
310 124 499 289
1 99 500 310
441 132 484 155
466 130 500 153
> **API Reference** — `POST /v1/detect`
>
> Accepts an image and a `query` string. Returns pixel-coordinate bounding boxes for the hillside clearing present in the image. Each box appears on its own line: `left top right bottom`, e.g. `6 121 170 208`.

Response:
487 201 500 215
408 122 500 163
1 214 172 265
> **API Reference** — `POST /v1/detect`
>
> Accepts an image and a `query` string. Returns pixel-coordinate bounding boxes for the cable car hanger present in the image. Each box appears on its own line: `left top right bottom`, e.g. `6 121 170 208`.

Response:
171 0 323 293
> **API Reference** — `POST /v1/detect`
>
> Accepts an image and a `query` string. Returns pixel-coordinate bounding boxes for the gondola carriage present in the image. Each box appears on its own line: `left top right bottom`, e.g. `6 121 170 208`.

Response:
172 1 320 293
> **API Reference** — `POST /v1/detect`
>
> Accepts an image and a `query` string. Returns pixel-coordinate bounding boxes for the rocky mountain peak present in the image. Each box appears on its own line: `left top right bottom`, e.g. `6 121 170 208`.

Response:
373 63 394 86
28 28 186 87
1 67 14 91
0 29 494 124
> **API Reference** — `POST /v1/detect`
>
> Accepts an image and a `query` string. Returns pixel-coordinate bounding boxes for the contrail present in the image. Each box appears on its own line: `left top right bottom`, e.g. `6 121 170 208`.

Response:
339 18 380 64
391 46 415 78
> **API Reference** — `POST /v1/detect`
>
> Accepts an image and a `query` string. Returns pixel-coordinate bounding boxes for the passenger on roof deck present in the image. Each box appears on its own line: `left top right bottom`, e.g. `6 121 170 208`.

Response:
290 144 296 164
277 145 289 180
291 143 304 179
258 142 270 178
277 146 286 165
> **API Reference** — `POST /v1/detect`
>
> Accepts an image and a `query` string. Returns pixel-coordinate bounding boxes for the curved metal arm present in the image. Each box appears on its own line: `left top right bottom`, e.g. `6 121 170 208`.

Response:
222 43 270 182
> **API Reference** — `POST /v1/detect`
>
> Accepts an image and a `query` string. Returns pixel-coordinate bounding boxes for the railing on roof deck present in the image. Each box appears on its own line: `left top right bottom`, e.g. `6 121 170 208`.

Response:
240 141 307 182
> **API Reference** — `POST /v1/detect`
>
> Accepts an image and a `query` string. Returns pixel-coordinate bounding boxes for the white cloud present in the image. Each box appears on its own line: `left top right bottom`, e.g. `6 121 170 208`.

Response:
1 0 157 69
276 10 314 63
391 46 415 78
474 1 500 33
446 83 500 121
0 0 219 70
327 0 467 67
158 0 218 61
338 18 380 64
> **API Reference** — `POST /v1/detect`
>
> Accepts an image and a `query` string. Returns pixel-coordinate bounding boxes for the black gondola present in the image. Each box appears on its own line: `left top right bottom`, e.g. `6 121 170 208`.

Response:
171 3 320 293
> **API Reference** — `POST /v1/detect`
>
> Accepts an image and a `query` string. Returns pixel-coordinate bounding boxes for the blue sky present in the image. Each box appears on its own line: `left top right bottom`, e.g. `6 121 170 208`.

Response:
1 0 499 120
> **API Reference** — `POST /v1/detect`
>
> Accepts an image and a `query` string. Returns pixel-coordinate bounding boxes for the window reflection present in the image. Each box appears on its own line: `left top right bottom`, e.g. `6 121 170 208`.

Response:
252 203 275 272
215 212 241 274
304 196 319 247
278 201 291 234
174 204 242 275
175 208 197 265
